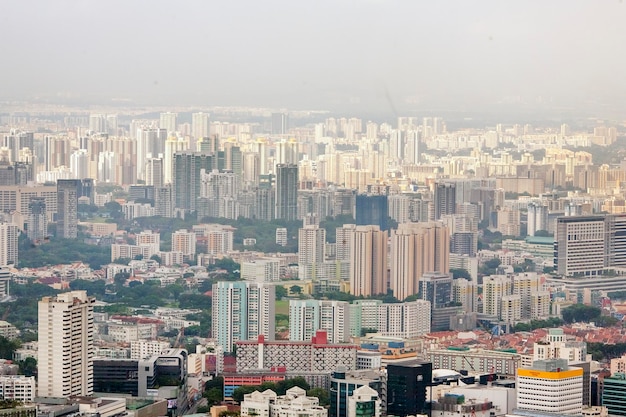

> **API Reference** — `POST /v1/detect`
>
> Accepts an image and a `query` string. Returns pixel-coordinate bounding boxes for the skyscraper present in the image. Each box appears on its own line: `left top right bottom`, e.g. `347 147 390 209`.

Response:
434 182 456 220
159 112 178 135
145 157 164 188
356 195 388 231
172 152 217 212
298 225 326 280
212 281 275 353
349 225 388 297
56 179 80 239
275 164 298 221
390 222 449 300
387 360 432 417
38 291 95 398
271 112 289 135
27 197 48 244
192 112 210 139
0 223 18 267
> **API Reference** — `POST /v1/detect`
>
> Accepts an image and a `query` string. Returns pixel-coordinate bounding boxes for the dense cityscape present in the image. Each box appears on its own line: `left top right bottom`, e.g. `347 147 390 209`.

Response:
2 2 626 417
0 106 624 417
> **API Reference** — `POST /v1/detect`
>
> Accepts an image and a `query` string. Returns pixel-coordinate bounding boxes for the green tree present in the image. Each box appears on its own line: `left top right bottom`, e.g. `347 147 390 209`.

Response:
451 268 471 280
290 285 302 295
232 385 258 403
18 357 37 377
275 286 288 300
307 388 330 406
562 304 601 324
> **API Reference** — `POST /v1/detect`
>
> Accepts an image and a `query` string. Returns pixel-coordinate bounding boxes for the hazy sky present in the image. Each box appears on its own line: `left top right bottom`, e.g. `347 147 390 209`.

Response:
1 1 625 115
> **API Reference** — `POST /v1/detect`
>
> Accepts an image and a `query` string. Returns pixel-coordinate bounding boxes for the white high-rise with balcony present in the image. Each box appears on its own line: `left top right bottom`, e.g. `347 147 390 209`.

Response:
38 291 95 398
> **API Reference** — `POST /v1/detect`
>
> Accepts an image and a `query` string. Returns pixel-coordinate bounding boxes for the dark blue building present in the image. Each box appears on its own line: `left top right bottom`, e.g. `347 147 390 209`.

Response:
356 195 388 231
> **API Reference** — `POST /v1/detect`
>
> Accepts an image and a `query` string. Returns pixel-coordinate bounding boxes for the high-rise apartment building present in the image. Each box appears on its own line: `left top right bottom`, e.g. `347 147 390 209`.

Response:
517 359 583 415
192 112 210 139
298 225 326 281
390 222 449 300
27 197 48 244
56 179 79 239
434 182 456 220
528 202 549 236
38 291 95 398
172 152 218 212
289 300 350 344
159 112 178 135
275 164 298 221
349 225 388 297
212 281 275 353
171 229 196 259
145 157 163 188
0 223 18 267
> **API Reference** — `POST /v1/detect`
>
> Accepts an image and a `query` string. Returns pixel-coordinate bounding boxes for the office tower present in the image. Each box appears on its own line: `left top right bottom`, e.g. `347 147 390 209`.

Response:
289 299 350 344
356 195 388 231
386 360 432 417
434 182 456 220
271 112 289 135
38 290 96 398
171 229 196 260
145 157 163 188
298 225 326 280
602 373 626 416
418 272 452 308
555 215 612 276
0 223 18 267
275 164 298 221
349 225 388 297
27 197 48 244
211 281 275 353
159 112 178 135
192 112 210 139
172 152 216 212
517 359 583 415
390 222 450 300
57 179 80 239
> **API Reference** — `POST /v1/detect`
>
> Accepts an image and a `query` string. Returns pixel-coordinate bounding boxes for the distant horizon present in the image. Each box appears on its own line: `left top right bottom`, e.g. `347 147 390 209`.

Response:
1 1 625 121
